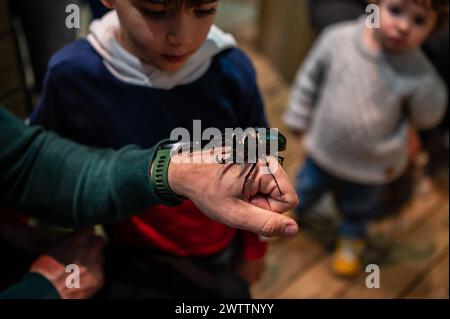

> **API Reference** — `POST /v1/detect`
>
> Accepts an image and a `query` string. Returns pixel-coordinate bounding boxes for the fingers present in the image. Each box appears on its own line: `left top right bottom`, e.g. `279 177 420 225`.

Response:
262 157 295 198
231 201 299 238
243 158 299 213
249 194 271 210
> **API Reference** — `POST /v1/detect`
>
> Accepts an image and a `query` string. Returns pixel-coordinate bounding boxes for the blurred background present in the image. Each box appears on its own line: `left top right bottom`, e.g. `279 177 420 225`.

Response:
0 0 448 299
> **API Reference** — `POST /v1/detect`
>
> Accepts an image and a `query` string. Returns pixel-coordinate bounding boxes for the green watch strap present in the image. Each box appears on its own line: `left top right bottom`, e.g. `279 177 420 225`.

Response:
151 147 185 206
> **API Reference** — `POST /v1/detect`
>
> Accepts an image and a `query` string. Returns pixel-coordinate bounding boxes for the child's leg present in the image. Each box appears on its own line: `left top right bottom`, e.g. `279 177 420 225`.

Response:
334 182 382 240
331 182 382 277
295 158 333 218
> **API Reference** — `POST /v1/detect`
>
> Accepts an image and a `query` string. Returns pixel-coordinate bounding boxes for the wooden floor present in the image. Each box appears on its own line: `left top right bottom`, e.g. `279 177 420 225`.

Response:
241 46 449 299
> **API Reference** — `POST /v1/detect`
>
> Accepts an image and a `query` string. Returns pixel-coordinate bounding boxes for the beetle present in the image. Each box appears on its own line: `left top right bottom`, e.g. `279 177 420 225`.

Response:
214 128 287 196
167 127 287 196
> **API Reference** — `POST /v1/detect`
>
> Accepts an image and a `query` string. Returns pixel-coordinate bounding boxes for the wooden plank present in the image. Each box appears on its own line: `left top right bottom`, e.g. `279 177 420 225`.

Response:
251 234 324 298
404 252 449 299
341 202 448 299
276 191 445 299
262 87 290 129
258 0 316 82
370 192 446 243
244 46 288 96
279 254 347 299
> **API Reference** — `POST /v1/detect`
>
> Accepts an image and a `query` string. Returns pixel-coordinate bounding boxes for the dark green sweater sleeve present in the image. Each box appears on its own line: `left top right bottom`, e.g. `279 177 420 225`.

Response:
0 273 60 299
0 106 164 227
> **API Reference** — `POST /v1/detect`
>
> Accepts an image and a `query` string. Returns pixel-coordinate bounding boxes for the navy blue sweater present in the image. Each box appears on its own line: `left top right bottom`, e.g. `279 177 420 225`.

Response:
30 39 268 149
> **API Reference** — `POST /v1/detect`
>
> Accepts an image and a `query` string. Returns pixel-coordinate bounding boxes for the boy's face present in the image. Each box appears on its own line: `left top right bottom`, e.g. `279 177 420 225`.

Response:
101 0 219 72
377 0 438 53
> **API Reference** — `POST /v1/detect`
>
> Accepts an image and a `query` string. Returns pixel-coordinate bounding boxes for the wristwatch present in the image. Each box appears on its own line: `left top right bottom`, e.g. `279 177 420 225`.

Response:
150 140 186 206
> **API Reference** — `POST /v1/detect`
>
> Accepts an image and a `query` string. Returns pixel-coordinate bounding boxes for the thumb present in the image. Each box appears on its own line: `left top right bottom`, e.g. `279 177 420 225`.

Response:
233 202 299 238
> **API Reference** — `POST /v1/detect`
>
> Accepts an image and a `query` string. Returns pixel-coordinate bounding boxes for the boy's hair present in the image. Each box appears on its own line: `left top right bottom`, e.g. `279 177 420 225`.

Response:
370 0 449 30
159 0 219 8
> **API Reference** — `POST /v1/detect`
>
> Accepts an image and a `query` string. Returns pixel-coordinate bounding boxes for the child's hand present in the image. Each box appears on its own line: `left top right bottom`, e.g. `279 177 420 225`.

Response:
408 128 422 160
237 258 266 285
29 229 105 299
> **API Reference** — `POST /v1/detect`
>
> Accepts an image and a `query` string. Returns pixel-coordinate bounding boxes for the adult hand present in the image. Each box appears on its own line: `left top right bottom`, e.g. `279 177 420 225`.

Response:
168 151 299 238
29 229 105 299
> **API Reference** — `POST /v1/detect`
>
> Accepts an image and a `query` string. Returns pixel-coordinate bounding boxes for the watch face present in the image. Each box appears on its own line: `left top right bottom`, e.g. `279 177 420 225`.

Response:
161 141 192 158
164 139 202 148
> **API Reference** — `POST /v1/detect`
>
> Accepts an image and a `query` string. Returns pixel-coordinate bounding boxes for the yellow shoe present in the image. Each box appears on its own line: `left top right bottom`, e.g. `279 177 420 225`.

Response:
332 238 365 278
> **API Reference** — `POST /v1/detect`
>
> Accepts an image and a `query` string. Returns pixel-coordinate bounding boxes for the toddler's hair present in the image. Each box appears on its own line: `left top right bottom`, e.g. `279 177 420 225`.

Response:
369 0 449 29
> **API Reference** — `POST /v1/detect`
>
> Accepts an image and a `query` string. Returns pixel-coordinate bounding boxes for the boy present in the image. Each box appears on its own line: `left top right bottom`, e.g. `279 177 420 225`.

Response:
30 0 268 298
284 0 448 277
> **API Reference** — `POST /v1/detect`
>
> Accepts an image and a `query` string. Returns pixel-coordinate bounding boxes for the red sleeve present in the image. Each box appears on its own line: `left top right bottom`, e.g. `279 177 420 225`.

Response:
239 231 268 260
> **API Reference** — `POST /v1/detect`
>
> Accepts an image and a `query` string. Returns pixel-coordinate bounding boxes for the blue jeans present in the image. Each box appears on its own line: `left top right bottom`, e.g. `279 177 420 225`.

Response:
295 158 382 239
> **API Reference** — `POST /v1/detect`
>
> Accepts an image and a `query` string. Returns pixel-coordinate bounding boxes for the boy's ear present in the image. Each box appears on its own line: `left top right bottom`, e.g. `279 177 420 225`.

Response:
100 0 114 9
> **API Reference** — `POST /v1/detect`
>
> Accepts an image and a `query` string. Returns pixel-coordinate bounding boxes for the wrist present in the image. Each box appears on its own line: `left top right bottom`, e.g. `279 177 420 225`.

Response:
150 141 186 206
167 156 183 198
29 256 67 298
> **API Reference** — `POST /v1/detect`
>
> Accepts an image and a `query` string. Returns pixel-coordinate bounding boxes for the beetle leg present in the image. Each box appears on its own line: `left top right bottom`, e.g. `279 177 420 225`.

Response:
242 162 258 195
263 156 284 196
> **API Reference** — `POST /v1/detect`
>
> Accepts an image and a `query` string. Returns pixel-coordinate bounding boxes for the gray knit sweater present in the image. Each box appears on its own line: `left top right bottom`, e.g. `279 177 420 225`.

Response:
283 17 447 185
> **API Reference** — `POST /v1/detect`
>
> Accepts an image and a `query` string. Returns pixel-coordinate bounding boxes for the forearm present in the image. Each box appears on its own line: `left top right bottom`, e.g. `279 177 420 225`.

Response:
0 107 163 227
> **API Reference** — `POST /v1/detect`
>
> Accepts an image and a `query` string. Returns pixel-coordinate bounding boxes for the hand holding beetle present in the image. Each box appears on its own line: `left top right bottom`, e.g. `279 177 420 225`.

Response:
168 149 299 238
